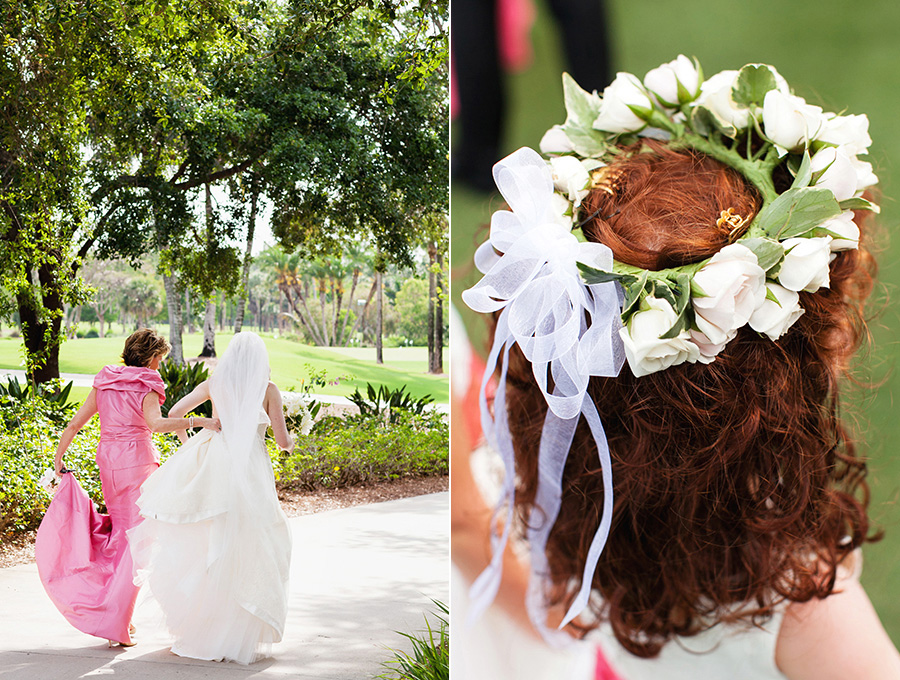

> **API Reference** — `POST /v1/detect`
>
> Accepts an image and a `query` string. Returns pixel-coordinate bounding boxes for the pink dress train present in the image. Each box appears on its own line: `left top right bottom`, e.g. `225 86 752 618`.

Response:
36 365 165 645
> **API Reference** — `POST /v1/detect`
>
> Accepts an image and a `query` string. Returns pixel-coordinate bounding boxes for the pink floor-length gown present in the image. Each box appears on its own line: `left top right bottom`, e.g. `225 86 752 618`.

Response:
36 365 165 645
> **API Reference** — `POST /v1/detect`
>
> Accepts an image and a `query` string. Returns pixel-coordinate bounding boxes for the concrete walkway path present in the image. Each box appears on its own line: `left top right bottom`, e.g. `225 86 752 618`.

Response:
0 492 449 679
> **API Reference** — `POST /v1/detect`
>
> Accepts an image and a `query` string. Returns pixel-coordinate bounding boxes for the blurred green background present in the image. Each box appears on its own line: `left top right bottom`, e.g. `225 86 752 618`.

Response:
451 0 900 646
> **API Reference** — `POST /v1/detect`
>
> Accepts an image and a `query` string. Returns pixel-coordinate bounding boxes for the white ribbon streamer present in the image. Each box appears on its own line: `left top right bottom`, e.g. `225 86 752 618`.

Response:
462 147 625 639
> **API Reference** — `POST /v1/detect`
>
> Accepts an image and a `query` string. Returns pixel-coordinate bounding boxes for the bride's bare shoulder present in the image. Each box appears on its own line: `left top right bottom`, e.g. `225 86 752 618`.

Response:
263 381 282 407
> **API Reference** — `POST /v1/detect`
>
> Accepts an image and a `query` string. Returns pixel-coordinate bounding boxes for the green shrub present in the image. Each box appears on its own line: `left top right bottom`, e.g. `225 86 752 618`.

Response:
0 413 180 536
157 359 212 418
275 409 448 490
0 377 77 426
377 600 449 680
84 328 99 339
348 383 434 425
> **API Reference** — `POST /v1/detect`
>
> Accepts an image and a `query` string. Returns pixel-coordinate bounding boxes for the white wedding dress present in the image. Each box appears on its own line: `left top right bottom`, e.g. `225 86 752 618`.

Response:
129 334 291 665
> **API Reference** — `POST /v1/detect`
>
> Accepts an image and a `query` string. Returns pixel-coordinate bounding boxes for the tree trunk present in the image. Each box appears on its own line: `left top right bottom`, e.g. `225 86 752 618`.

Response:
93 304 106 338
331 281 341 347
185 290 195 334
163 272 184 364
375 270 383 364
431 251 444 374
427 243 436 371
338 269 360 346
200 299 216 357
344 278 376 347
319 283 329 346
234 186 258 334
17 260 64 384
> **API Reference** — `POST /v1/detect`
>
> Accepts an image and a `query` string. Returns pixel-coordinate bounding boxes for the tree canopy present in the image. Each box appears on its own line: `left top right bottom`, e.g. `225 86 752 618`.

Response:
0 0 448 381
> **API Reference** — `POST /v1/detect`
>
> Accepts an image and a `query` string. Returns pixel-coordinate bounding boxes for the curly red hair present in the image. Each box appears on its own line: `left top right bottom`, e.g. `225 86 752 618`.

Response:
501 140 878 657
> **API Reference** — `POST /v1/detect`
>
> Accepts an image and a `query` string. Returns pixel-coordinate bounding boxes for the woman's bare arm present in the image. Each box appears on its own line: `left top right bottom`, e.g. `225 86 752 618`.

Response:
264 382 294 452
54 389 99 474
776 570 900 679
142 383 219 442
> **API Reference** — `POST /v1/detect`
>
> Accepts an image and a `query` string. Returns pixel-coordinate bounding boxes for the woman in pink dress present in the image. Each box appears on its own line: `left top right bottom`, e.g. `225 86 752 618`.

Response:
36 329 220 647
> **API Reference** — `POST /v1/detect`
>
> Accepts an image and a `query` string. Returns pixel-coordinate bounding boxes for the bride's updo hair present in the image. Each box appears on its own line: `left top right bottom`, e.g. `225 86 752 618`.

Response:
502 140 878 657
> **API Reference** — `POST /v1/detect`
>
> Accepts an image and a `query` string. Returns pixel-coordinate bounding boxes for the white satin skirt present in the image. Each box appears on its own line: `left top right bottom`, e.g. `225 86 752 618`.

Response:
129 429 291 664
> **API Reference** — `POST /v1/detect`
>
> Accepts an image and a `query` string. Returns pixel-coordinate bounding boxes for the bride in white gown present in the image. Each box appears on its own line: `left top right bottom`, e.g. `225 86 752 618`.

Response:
129 332 294 664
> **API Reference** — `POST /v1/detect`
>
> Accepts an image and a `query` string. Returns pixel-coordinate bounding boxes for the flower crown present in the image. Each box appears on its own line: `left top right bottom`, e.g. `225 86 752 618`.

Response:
543 57 876 376
462 57 878 637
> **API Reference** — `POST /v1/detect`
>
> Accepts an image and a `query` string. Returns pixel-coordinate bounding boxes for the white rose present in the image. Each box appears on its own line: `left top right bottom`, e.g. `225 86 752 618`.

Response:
850 156 878 193
749 283 804 340
696 70 751 130
540 125 576 155
762 90 825 153
549 193 575 227
818 211 859 251
620 296 700 377
690 328 735 363
810 146 858 201
549 156 591 207
778 237 833 292
593 72 653 134
690 243 766 345
644 54 701 107
816 113 872 155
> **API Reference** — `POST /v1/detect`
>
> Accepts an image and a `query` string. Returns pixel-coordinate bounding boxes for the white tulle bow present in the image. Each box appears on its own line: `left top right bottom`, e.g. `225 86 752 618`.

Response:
462 147 626 638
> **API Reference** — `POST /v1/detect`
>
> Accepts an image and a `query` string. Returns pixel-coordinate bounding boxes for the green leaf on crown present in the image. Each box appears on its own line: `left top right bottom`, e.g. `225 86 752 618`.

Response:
755 187 841 240
562 125 612 158
577 262 638 287
651 280 678 308
659 275 693 339
839 196 880 213
765 286 782 306
559 73 611 157
622 270 650 318
732 64 777 108
690 104 737 139
741 237 785 272
789 151 813 190
563 72 602 128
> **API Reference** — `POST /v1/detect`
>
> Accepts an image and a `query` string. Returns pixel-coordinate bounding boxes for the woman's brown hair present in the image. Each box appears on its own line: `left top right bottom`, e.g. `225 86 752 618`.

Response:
122 328 170 368
502 140 877 656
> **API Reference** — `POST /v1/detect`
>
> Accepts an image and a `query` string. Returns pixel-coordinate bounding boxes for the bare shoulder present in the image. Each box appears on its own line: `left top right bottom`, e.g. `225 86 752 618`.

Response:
264 381 282 409
776 577 900 679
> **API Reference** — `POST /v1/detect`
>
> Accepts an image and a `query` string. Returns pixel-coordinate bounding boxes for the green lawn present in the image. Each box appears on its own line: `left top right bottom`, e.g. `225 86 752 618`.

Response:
452 0 900 645
0 333 448 403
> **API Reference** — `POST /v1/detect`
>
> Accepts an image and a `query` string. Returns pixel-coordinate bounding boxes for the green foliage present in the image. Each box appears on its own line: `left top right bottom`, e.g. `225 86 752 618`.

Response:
0 414 180 536
377 600 449 680
348 383 434 424
157 359 212 418
393 277 430 345
274 409 447 490
0 377 77 426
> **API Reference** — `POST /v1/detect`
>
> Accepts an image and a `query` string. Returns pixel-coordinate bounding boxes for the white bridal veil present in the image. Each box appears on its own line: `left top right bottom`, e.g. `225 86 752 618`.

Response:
209 331 272 471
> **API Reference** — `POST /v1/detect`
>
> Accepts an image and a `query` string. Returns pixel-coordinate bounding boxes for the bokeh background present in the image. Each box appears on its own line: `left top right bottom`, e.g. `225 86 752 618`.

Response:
451 0 900 645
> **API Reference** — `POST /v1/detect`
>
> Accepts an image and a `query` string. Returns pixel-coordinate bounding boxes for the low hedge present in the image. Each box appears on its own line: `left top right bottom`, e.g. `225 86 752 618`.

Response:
273 410 448 490
1 404 448 538
0 413 180 536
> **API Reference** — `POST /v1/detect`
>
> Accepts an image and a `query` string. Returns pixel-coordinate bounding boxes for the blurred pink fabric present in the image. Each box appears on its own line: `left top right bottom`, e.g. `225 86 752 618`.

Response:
36 365 165 645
